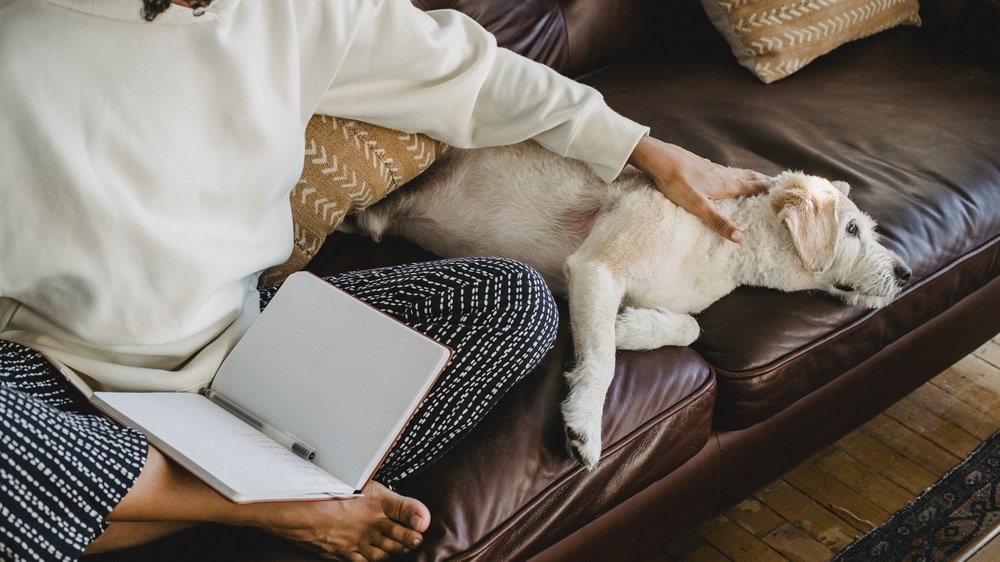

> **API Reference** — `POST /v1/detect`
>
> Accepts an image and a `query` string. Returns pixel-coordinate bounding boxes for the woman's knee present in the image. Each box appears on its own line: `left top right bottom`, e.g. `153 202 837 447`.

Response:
458 258 558 331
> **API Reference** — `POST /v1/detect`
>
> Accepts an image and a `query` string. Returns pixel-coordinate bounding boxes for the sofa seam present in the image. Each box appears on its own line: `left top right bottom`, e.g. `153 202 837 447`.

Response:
709 430 723 519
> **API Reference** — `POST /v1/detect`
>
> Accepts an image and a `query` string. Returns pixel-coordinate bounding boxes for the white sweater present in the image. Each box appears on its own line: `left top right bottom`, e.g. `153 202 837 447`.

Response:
0 0 648 393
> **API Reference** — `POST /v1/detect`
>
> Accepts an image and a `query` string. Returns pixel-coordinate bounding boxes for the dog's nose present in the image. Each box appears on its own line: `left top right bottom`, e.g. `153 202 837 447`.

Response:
893 262 912 286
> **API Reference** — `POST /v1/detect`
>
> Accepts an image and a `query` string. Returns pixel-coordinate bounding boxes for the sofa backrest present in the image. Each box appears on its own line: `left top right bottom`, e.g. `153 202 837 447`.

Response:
411 0 665 76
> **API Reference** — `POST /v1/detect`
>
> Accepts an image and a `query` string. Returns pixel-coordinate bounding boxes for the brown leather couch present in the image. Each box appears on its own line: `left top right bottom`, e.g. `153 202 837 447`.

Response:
88 1 999 560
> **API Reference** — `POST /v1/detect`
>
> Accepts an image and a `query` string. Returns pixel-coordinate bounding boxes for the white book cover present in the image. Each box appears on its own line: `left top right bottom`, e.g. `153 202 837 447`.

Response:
93 272 452 503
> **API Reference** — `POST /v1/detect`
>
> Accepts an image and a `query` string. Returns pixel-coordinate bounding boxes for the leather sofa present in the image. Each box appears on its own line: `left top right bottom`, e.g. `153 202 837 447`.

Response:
88 0 999 560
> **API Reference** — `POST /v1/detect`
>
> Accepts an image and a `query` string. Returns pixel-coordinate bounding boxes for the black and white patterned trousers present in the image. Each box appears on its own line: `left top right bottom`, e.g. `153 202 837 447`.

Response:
1 257 558 561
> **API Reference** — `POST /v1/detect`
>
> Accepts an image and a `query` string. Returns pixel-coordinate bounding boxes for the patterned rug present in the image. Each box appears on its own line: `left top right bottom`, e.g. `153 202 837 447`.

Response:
834 429 1000 561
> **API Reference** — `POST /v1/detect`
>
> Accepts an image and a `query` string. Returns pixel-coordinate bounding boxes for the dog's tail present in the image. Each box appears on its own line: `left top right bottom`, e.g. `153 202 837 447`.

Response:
347 204 393 242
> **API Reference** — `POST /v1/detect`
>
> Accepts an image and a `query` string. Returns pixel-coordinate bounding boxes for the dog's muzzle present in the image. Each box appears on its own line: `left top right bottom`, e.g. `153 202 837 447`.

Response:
893 262 912 287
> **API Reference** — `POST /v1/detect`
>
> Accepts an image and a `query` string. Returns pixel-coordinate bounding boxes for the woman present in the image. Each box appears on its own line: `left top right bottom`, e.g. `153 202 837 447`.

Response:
0 0 767 560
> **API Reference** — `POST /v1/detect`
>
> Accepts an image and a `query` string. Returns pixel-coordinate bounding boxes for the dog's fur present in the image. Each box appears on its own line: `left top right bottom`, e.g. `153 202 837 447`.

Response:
354 140 910 468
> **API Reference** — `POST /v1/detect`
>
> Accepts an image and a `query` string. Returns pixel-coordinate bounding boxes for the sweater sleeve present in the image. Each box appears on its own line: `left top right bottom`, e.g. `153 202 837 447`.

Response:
314 0 649 182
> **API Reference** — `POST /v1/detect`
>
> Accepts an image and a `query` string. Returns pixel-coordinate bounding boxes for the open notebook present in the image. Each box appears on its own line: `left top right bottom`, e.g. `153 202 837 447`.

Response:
92 272 452 503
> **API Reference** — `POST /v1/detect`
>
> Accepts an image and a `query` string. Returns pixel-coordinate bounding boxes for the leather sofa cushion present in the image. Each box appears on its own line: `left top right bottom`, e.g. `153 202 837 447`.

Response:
583 27 1000 429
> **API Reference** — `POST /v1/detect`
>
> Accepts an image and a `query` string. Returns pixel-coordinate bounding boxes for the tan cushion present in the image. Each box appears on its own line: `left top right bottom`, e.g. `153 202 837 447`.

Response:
260 116 448 286
699 0 921 83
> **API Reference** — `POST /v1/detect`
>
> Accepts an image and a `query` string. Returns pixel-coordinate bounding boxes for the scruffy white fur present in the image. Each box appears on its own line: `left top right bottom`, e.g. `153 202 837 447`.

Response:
354 141 910 468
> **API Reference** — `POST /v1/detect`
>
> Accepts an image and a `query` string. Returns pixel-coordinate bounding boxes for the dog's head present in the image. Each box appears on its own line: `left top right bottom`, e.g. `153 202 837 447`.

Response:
769 171 910 308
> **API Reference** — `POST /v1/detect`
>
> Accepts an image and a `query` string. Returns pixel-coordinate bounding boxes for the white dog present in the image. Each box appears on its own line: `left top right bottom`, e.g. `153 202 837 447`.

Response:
354 141 910 468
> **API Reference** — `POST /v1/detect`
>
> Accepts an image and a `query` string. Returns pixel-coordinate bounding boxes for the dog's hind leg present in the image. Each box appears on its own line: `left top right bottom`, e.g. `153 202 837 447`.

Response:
615 307 700 350
560 256 626 469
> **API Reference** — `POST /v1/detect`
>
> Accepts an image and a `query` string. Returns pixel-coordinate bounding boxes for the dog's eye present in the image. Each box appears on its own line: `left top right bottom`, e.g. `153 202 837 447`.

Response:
846 220 859 237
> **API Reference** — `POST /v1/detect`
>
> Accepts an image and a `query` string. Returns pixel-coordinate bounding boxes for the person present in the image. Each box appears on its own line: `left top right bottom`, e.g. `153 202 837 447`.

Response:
0 0 769 560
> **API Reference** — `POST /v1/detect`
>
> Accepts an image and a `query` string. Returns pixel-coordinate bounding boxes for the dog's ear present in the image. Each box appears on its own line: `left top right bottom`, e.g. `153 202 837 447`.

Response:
831 180 850 196
771 178 841 274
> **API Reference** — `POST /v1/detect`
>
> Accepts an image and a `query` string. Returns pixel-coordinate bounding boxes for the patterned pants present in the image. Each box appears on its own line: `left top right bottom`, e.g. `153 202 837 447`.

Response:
1 258 558 561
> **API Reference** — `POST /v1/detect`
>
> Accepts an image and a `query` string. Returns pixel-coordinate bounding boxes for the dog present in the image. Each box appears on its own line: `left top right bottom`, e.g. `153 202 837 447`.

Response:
353 140 911 469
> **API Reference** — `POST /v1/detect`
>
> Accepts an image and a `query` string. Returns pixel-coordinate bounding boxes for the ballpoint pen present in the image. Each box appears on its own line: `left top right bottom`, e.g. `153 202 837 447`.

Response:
203 388 317 461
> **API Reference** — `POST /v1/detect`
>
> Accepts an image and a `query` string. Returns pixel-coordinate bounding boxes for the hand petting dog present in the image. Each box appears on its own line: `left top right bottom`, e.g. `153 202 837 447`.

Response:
628 137 772 244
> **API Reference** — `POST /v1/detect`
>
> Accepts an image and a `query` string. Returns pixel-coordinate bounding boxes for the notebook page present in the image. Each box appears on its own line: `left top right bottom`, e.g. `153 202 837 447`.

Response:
93 391 355 502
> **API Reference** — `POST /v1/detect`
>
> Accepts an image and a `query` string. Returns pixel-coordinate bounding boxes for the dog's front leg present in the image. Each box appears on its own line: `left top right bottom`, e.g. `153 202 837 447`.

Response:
561 256 626 469
614 307 701 350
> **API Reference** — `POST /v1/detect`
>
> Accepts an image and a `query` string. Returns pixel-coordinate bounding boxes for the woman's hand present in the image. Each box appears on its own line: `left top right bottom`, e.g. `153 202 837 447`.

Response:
627 136 771 243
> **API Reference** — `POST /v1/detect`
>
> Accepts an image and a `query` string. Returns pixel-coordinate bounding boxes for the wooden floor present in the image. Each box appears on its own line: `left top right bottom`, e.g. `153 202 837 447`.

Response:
657 334 1000 562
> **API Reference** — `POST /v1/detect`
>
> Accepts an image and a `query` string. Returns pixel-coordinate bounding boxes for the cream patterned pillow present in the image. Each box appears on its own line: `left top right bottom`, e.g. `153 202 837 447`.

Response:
260 116 448 286
700 0 921 83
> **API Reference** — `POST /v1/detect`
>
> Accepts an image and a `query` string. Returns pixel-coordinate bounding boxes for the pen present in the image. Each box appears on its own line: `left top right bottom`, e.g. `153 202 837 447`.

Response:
203 388 317 461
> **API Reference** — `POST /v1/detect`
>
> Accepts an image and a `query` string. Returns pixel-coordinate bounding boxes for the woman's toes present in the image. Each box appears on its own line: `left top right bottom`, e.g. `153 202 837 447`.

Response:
359 542 393 561
364 482 431 533
374 519 421 553
368 532 407 555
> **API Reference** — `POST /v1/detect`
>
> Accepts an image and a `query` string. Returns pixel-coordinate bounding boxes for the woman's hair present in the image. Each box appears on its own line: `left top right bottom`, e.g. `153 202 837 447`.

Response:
141 0 214 21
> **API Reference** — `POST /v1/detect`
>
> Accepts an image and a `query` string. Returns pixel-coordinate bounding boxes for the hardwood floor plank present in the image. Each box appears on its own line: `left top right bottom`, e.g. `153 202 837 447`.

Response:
814 449 914 513
860 414 961 477
906 382 1000 440
754 480 860 550
666 531 710 559
724 499 785 538
885 396 981 458
930 367 1000 422
782 461 889 533
951 355 1000 394
762 522 836 562
834 431 939 494
694 515 787 562
973 338 1000 369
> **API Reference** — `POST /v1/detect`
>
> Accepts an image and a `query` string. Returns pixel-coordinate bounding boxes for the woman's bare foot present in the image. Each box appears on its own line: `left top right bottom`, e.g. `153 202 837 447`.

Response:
95 448 428 559
257 481 431 561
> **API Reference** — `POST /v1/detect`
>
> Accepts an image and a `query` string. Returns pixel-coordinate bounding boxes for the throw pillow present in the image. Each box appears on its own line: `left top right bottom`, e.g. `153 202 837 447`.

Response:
260 116 448 286
699 0 922 83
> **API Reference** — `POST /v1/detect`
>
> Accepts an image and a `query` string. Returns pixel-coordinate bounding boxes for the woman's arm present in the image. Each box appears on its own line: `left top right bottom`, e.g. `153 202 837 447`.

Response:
316 0 646 182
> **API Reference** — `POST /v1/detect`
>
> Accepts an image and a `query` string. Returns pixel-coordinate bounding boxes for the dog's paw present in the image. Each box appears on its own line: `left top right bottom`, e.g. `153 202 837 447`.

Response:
564 423 601 469
675 312 701 346
561 389 603 470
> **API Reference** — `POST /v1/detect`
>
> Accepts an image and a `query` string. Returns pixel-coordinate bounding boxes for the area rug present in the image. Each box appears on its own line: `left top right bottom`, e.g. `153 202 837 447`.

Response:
833 429 1000 561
